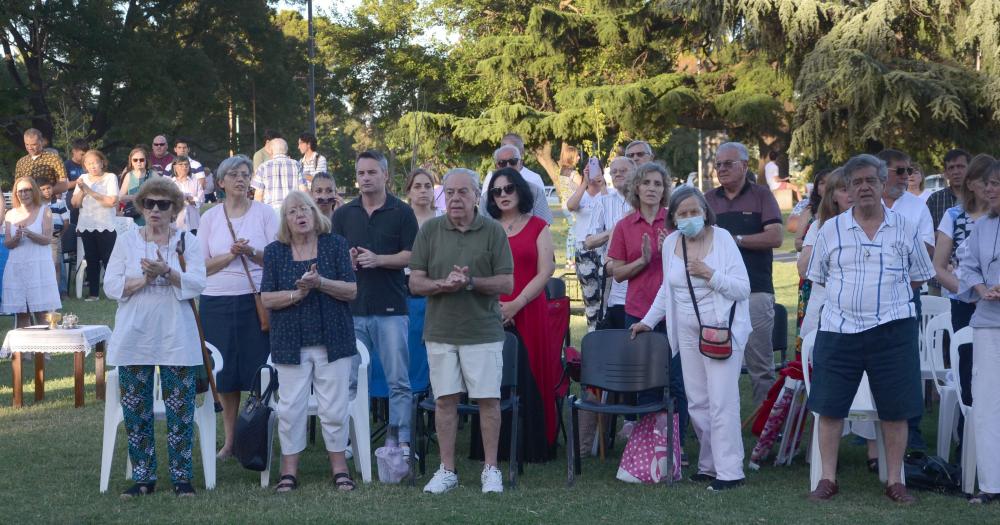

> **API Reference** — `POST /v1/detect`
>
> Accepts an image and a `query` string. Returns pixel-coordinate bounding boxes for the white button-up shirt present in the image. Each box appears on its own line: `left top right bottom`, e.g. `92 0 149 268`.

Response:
807 206 934 334
885 191 935 247
586 191 632 306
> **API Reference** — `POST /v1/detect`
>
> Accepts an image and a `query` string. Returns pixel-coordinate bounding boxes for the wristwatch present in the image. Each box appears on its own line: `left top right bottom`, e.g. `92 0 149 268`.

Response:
735 235 744 246
466 275 475 291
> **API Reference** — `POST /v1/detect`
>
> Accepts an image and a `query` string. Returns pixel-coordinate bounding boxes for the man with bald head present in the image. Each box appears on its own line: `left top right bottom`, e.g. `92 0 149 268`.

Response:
149 134 173 173
251 137 308 214
410 168 514 494
15 128 68 194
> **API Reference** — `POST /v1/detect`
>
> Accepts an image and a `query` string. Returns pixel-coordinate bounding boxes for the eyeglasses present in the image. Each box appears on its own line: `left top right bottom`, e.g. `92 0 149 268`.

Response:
224 170 250 180
713 160 742 170
142 198 173 211
894 167 914 176
625 151 649 159
489 184 517 197
132 158 146 163
496 159 520 168
152 143 167 147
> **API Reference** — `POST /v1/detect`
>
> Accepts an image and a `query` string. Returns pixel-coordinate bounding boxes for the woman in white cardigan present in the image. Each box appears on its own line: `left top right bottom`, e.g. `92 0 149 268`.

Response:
631 185 751 491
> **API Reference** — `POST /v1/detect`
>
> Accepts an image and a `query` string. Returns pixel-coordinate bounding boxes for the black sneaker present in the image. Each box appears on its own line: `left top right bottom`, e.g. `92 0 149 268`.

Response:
707 478 745 491
689 472 715 483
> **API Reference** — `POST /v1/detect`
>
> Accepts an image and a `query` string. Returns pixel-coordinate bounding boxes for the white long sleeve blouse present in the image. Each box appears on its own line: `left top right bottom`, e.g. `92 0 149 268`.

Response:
103 228 207 366
640 226 752 356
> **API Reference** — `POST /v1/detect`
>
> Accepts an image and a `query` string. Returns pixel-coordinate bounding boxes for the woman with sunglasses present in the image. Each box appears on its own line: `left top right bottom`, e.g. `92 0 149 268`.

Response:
104 176 206 497
2 177 60 328
309 172 343 221
72 150 120 301
119 146 158 226
198 155 278 460
482 167 557 463
957 159 1000 504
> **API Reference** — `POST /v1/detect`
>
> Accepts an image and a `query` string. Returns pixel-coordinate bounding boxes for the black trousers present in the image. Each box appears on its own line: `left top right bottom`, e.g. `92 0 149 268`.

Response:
79 229 116 298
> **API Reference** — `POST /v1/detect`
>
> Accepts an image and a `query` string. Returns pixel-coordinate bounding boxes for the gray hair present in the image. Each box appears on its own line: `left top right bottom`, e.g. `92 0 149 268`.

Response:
609 156 637 171
442 168 481 195
625 140 653 156
270 138 288 155
717 142 749 162
500 133 526 156
843 153 888 183
492 144 521 163
23 128 43 140
666 185 717 230
215 155 254 186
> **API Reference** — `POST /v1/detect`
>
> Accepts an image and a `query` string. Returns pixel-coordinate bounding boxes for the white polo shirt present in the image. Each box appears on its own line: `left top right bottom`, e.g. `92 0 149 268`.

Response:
585 191 632 307
884 191 935 247
807 206 934 334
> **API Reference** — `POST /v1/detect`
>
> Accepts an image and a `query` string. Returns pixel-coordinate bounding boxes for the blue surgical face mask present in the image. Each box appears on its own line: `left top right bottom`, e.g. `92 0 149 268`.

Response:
677 215 705 237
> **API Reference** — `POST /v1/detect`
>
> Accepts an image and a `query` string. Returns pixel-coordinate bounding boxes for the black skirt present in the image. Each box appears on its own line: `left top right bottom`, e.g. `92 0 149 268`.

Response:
200 293 271 393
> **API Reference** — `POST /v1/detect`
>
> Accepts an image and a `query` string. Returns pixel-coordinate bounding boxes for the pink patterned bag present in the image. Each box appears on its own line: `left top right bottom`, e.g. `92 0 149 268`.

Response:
616 412 681 484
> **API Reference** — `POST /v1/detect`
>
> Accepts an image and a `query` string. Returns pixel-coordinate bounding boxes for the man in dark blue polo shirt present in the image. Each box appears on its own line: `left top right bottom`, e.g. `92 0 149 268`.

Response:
333 150 419 451
705 142 784 408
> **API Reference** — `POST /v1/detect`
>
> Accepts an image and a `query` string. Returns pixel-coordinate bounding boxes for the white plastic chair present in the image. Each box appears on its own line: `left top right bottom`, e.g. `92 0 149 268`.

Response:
801 330 903 490
99 343 223 493
949 327 977 494
923 313 961 461
260 340 372 487
918 296 951 342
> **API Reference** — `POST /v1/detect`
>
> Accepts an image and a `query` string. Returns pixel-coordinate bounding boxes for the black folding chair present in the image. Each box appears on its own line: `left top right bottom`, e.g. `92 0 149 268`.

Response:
544 276 566 301
772 303 789 369
566 329 674 487
415 332 522 487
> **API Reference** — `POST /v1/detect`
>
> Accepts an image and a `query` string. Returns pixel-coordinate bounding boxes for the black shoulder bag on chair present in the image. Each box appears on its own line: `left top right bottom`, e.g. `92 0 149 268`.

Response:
234 365 279 471
682 236 736 360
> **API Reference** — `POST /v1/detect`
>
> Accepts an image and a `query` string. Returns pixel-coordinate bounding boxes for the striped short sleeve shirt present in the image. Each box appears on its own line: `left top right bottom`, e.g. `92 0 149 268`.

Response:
806 206 934 334
251 155 306 207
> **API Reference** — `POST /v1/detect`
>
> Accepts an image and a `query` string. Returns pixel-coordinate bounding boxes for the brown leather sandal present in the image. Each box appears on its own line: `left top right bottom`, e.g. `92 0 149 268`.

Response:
885 483 916 504
808 479 839 502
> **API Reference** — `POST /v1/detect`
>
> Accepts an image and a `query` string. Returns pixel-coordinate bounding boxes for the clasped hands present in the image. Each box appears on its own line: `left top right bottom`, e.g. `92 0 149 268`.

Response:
291 263 322 300
229 238 255 257
140 252 170 282
983 284 1000 301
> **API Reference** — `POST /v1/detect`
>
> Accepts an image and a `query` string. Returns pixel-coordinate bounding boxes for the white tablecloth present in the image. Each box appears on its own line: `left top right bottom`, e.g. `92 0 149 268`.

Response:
1 325 112 356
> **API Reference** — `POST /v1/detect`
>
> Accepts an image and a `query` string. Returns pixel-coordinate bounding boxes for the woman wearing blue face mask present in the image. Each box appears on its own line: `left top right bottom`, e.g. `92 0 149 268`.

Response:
631 185 752 491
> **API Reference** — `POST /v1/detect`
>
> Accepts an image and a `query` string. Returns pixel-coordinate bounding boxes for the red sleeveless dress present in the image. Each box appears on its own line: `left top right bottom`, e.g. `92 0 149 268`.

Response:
502 216 558 446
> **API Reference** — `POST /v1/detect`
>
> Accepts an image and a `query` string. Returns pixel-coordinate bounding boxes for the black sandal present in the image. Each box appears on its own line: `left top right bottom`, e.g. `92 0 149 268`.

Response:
173 482 196 497
333 472 356 492
971 492 1000 504
275 474 298 493
120 481 156 499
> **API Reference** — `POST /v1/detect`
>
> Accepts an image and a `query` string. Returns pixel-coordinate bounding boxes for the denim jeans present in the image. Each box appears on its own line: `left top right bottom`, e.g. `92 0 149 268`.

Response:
351 315 412 443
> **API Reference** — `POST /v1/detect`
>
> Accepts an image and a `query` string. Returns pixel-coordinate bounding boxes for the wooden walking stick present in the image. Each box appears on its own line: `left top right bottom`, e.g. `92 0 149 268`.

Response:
175 232 223 413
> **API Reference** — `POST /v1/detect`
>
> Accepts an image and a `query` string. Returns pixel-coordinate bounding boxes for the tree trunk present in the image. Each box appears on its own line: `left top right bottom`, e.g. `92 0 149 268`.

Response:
531 141 580 200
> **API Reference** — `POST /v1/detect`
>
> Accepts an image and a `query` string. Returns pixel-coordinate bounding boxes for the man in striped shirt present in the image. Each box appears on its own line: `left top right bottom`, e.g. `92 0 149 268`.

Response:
252 138 308 214
805 154 934 504
583 156 635 329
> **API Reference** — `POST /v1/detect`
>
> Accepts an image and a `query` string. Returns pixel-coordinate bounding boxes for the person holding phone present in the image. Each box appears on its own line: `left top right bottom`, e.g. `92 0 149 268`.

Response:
566 155 610 331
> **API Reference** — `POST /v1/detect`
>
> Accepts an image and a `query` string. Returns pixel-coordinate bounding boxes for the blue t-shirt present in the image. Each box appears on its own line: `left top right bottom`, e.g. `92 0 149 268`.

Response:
64 160 84 181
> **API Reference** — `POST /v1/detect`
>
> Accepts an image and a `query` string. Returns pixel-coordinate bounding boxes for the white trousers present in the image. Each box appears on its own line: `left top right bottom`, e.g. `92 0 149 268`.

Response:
973 328 1000 493
274 347 352 455
677 306 746 481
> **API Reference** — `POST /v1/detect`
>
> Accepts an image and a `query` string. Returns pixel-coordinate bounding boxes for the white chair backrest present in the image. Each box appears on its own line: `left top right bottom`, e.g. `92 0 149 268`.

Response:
153 342 222 405
919 296 951 335
923 313 952 384
801 330 817 395
949 326 974 410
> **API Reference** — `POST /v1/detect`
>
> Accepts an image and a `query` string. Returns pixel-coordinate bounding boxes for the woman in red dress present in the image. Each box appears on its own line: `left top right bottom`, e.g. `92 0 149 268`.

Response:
485 167 557 462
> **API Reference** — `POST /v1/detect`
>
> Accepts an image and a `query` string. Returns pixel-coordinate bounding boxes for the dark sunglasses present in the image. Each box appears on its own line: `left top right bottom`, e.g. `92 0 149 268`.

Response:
496 159 520 168
142 198 173 211
894 166 914 176
132 158 146 163
489 183 517 197
152 143 167 146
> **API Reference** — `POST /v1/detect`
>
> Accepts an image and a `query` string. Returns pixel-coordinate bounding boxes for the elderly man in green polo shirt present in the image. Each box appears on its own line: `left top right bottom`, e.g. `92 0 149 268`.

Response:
409 167 514 495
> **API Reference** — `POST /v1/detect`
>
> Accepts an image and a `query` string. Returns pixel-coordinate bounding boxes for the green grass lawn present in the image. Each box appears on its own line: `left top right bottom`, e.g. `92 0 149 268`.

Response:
0 215 990 524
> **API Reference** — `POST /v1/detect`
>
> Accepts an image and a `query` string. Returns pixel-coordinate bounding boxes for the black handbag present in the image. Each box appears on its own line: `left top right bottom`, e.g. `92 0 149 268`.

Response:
234 365 278 471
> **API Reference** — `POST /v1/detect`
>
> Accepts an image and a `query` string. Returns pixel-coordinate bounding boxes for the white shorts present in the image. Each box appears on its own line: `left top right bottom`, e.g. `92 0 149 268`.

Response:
426 340 503 400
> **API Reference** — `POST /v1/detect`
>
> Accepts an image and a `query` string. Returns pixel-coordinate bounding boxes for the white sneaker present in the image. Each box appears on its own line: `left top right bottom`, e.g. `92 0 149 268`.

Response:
423 465 458 494
481 465 503 493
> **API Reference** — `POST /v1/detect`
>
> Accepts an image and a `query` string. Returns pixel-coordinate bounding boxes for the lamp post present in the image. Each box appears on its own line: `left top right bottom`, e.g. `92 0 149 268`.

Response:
308 0 316 136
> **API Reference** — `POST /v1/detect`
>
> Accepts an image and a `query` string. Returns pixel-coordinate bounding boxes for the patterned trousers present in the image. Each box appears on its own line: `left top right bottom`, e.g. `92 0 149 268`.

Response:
118 365 197 484
574 250 604 330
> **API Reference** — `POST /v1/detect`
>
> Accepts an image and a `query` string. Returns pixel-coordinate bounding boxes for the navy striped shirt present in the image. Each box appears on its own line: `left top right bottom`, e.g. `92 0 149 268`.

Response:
806 206 934 334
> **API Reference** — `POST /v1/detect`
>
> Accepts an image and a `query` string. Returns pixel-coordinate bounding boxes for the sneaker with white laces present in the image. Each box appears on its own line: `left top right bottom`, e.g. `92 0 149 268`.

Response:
480 465 503 493
423 465 459 494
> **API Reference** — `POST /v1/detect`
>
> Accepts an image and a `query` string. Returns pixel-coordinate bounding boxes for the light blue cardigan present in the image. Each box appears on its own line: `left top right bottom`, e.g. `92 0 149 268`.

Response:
639 226 753 356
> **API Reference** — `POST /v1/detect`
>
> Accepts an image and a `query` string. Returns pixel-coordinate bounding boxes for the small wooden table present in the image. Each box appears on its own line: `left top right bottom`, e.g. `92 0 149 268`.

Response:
3 324 111 408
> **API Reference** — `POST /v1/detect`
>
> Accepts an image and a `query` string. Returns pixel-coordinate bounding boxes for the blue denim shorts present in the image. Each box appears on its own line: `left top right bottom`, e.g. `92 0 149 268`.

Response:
807 318 922 421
